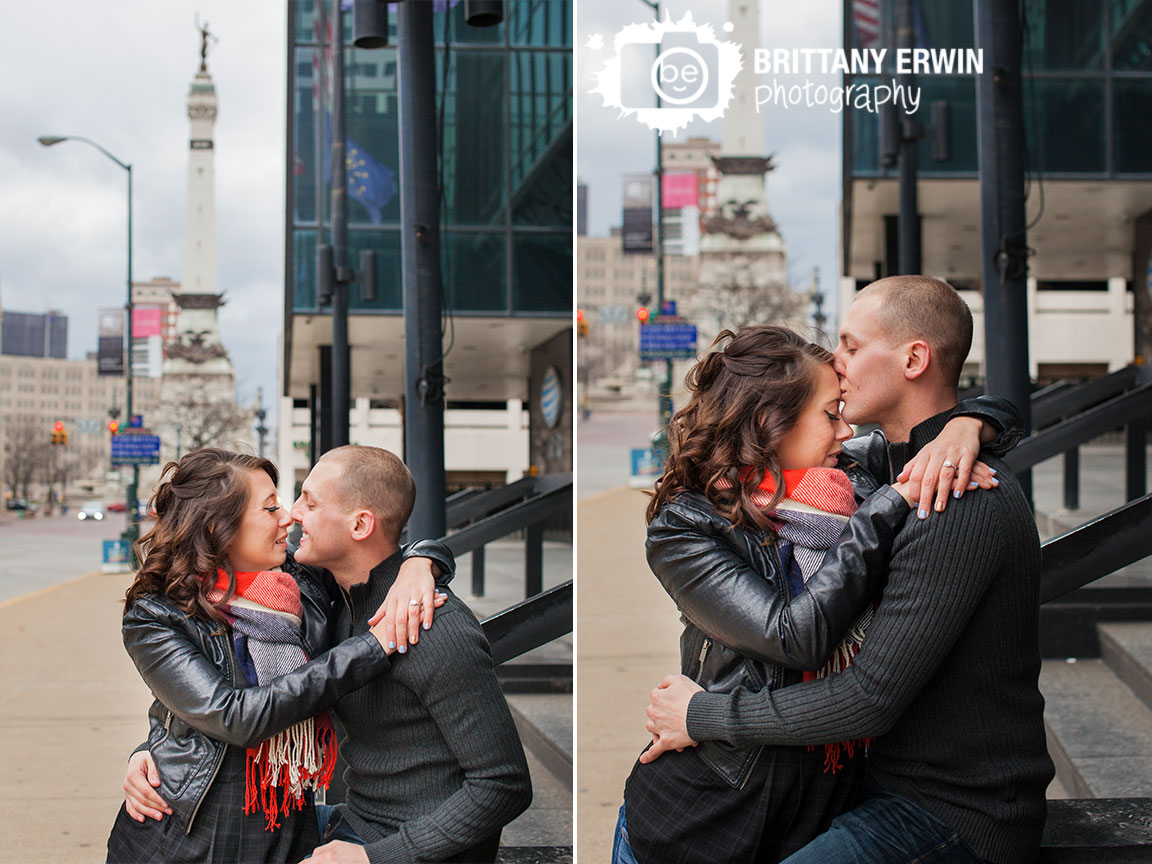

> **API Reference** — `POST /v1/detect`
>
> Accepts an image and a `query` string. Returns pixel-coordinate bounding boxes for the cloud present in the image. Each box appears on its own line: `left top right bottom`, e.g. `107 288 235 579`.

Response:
0 0 284 426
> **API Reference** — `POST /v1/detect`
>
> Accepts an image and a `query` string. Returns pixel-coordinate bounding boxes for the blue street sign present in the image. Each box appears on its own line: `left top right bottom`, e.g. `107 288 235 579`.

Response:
111 434 161 465
639 322 698 360
629 447 664 488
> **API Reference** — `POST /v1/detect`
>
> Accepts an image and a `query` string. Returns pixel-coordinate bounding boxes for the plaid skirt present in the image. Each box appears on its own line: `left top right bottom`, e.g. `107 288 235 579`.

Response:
106 743 319 864
623 741 865 864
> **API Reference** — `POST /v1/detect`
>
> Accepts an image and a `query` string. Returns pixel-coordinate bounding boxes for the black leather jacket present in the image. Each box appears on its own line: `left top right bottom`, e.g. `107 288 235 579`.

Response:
644 396 1024 788
124 541 454 834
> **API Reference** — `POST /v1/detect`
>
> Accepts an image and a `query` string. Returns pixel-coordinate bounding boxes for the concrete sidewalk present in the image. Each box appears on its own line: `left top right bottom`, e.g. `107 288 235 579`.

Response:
0 568 151 863
575 486 680 862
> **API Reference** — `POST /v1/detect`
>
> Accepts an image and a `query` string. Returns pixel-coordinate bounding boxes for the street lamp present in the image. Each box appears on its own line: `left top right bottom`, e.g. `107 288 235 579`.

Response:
38 134 139 548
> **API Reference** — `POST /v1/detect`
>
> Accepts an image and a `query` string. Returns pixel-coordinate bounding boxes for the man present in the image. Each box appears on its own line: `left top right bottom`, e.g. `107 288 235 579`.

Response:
127 446 532 863
644 276 1054 863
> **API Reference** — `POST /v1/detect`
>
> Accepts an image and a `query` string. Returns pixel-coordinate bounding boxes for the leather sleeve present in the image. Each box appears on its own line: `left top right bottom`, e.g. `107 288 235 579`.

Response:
402 539 456 586
950 395 1024 456
122 597 392 748
840 429 890 485
646 486 910 669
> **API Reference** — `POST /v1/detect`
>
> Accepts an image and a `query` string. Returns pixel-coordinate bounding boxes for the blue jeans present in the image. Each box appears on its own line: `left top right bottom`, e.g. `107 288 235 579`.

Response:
611 803 640 864
311 804 365 849
779 788 987 864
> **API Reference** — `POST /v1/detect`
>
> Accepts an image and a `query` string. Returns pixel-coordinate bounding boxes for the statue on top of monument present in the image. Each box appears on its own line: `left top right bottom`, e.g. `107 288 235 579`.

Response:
195 15 218 72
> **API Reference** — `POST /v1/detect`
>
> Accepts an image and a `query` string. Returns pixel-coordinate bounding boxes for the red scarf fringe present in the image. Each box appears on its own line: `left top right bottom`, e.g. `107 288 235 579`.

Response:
243 713 339 831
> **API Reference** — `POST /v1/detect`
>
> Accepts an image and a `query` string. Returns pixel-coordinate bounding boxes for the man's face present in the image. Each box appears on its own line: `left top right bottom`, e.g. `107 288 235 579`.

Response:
832 291 907 428
289 457 352 569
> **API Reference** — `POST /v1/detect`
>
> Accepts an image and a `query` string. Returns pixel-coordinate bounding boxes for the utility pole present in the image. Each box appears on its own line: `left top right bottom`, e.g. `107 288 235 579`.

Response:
975 0 1032 502
896 0 921 275
397 1 447 539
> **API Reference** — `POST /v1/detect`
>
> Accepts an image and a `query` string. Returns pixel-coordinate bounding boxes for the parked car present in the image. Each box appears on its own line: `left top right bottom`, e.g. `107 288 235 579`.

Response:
77 501 105 521
106 501 127 513
5 498 29 511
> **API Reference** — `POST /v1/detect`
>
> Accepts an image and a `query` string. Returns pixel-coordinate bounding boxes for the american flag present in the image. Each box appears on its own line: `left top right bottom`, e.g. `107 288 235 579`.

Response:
854 0 880 49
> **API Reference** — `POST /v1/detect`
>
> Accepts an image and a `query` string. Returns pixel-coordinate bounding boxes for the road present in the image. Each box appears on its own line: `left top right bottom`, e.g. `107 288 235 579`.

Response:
576 410 660 500
0 511 128 604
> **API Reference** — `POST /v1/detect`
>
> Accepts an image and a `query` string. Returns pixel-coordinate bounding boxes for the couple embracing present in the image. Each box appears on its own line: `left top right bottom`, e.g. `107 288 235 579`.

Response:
618 276 1055 864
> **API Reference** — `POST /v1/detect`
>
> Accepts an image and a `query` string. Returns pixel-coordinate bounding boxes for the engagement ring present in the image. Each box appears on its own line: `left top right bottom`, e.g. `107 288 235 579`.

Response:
943 459 955 469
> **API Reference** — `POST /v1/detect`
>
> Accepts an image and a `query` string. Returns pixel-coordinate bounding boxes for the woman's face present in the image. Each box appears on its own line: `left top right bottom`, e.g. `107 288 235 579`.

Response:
226 469 293 573
776 363 854 470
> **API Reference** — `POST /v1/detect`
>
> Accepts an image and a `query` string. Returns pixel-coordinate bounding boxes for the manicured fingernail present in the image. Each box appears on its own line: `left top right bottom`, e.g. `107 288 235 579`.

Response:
990 468 997 474
968 482 978 489
953 490 962 498
991 477 999 485
398 645 407 654
388 641 396 650
918 509 927 519
423 622 430 630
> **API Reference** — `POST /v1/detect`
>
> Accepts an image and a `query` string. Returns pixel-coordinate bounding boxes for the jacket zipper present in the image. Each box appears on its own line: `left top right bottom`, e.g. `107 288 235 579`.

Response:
694 637 712 681
184 632 234 835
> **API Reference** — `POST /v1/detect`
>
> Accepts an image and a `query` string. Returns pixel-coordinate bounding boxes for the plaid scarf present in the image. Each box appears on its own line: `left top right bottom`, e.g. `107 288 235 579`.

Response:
751 468 874 773
209 569 338 830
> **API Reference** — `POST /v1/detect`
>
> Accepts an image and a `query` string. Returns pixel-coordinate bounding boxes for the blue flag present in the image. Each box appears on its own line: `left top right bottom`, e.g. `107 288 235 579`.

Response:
346 138 396 224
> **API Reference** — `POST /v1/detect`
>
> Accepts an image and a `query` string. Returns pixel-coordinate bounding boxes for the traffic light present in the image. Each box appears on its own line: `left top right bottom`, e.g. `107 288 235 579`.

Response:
61 427 68 445
636 307 650 324
108 420 119 435
577 309 588 338
52 421 63 445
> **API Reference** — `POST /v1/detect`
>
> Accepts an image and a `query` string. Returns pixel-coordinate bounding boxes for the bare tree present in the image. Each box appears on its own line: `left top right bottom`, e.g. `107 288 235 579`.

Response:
156 380 253 455
3 417 52 500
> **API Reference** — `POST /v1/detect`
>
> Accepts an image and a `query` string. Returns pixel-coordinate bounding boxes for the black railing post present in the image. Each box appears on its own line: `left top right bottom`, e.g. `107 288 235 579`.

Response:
1127 419 1149 502
1063 446 1080 511
472 546 486 598
526 522 544 598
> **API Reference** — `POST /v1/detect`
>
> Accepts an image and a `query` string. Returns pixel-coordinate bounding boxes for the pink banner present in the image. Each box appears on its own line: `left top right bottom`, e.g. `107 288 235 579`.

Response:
662 173 698 209
132 306 164 338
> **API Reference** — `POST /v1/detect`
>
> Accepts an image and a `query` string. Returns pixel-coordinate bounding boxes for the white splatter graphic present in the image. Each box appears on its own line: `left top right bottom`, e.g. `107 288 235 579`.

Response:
590 12 743 136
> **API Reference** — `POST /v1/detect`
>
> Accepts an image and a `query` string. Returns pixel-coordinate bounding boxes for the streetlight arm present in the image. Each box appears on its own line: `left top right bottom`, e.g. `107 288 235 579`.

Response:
37 135 131 172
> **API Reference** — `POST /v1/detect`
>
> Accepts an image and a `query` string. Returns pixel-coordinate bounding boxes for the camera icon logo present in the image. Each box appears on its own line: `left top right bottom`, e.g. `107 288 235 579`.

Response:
620 33 719 110
591 12 742 134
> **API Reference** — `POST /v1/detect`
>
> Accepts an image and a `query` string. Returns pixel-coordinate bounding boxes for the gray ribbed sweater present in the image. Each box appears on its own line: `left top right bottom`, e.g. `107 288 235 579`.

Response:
331 552 532 864
687 411 1055 864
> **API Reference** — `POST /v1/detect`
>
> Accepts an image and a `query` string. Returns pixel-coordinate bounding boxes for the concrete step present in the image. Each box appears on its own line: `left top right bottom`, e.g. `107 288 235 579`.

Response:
1100 621 1152 713
507 692 572 791
1040 658 1152 798
500 746 572 851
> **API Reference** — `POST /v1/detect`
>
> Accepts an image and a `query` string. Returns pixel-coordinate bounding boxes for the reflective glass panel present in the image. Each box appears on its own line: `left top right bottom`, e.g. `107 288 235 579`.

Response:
513 232 570 313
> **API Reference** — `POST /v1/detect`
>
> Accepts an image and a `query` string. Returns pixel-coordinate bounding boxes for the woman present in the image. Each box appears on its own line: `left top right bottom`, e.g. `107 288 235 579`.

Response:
106 448 450 864
615 325 1010 864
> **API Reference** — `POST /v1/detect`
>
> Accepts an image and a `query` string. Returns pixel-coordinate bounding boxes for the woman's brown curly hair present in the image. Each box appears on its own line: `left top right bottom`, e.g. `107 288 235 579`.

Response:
124 448 279 623
646 325 833 536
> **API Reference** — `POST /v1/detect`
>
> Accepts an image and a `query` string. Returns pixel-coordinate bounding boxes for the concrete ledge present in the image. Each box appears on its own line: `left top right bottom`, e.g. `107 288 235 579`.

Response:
1040 799 1152 862
495 846 573 863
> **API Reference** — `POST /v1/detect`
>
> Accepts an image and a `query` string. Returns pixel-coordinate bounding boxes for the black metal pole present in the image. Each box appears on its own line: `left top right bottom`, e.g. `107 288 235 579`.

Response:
975 0 1032 502
397 1 447 539
896 0 921 275
329 0 351 449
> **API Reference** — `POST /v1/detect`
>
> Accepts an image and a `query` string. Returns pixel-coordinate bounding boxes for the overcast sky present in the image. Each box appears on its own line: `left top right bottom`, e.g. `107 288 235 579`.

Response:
577 0 844 320
0 0 284 424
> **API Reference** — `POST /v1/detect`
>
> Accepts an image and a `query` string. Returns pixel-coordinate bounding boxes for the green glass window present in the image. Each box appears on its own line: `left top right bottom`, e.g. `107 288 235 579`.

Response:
294 48 320 223
443 232 507 312
849 77 881 174
438 50 507 226
1023 78 1106 172
510 0 571 48
345 47 402 226
1111 0 1152 71
441 1 503 44
1022 0 1104 70
916 77 978 173
347 230 403 311
513 232 570 313
293 230 320 310
1114 79 1152 172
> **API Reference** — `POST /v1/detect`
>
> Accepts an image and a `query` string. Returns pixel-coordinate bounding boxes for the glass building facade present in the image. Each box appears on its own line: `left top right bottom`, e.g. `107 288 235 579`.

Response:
846 0 1152 178
286 0 572 320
